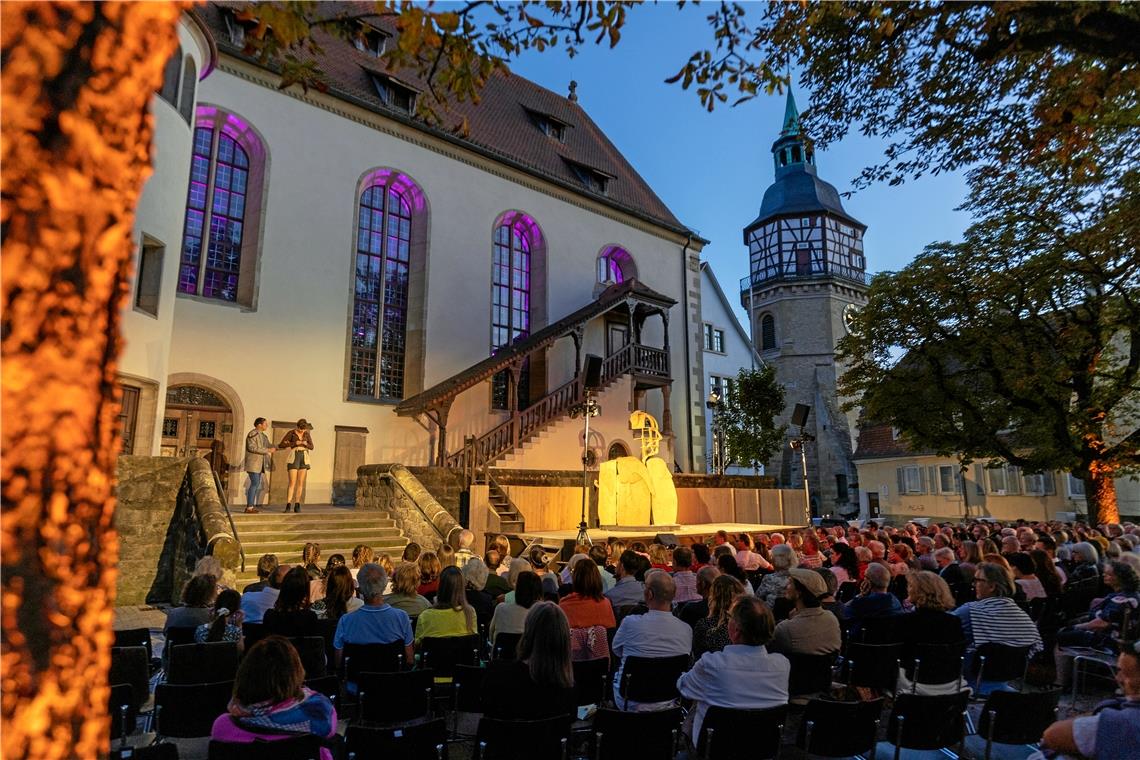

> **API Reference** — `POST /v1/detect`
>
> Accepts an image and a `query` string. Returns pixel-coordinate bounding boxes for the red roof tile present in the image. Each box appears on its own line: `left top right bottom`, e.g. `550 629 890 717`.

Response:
198 2 688 233
853 422 935 460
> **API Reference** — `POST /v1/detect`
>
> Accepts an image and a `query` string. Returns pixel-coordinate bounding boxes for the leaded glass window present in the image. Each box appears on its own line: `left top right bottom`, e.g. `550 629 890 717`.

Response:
491 222 532 409
178 126 249 302
349 183 411 400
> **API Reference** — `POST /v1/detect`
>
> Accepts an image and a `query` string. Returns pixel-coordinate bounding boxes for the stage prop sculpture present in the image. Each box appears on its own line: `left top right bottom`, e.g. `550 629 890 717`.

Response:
597 411 679 528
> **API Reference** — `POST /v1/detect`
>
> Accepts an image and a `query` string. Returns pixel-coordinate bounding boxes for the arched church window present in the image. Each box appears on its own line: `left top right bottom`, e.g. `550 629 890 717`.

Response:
596 245 637 285
761 314 776 351
349 170 426 401
159 44 182 105
178 109 267 307
491 212 544 410
178 58 197 124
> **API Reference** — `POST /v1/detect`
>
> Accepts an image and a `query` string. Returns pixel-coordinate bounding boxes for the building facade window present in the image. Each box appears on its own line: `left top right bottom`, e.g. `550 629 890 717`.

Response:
1067 474 1086 497
349 179 416 400
134 236 164 317
491 218 534 410
596 245 636 284
704 325 725 353
760 314 776 351
1024 471 1056 496
178 58 197 124
158 44 182 105
897 465 924 494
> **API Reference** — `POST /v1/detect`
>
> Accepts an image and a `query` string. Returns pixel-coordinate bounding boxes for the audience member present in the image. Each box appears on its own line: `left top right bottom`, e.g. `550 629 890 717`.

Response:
196 588 244 650
263 566 321 638
611 571 692 710
333 562 413 671
770 568 841 656
843 563 902 639
679 566 720 628
605 550 647 608
953 562 1042 677
310 565 362 621
302 543 323 580
417 551 443 601
1068 542 1102 585
401 542 422 563
559 559 616 660
671 546 701 604
757 544 796 606
349 544 374 582
827 542 859 586
694 575 746 657
455 529 476 566
415 566 478 646
490 571 542 644
1008 552 1047 601
243 554 279 593
590 544 616 591
483 550 511 597
1057 561 1140 650
691 542 711 570
677 597 789 745
489 535 513 576
891 571 965 694
481 602 576 720
462 557 495 630
241 565 288 624
166 574 217 637
384 562 430 621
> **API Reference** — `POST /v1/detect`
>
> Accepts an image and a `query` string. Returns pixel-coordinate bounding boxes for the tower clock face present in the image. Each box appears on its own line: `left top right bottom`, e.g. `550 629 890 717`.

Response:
842 303 860 334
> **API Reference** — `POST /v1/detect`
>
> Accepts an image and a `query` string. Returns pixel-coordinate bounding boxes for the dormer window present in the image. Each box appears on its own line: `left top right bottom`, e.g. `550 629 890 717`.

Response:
565 159 612 195
354 23 389 57
525 108 569 142
370 73 417 114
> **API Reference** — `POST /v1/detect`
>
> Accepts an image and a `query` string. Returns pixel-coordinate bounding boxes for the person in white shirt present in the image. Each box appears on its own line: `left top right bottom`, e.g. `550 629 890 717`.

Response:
677 595 790 744
611 570 692 710
240 565 288 624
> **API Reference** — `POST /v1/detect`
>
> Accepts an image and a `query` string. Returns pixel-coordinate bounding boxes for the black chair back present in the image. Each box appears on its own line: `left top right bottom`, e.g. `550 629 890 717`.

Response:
109 683 138 744
613 604 648 626
972 643 1030 689
798 697 884 757
164 626 198 647
345 718 448 760
454 664 487 713
888 691 970 756
110 646 151 710
242 622 267 648
619 654 689 705
289 636 328 678
166 641 240 684
420 634 481 678
475 714 571 760
786 651 837 698
572 657 611 707
491 632 521 661
593 706 681 760
208 735 326 760
154 680 234 738
358 669 434 725
342 641 406 681
889 574 909 602
907 641 966 689
844 642 901 691
114 627 154 662
836 582 860 603
303 675 340 704
978 687 1061 756
698 705 786 760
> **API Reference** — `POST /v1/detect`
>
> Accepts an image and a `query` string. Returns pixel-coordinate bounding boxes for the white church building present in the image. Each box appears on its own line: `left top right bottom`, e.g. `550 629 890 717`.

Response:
118 6 714 507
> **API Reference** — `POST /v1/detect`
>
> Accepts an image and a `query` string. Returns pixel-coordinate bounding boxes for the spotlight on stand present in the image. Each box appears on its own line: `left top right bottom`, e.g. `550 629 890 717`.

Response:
569 354 603 545
789 403 814 525
705 391 726 475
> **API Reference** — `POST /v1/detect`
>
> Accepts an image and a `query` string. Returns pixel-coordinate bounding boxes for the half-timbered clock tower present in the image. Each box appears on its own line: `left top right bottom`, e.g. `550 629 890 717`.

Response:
740 90 868 516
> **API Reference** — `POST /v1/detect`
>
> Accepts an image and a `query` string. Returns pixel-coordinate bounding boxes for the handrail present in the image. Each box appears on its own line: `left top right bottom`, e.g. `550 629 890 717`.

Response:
213 470 245 573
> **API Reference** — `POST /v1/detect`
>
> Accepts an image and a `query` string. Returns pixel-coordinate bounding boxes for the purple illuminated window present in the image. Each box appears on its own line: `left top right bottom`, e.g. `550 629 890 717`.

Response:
350 182 412 400
597 245 636 284
178 126 249 302
491 217 535 410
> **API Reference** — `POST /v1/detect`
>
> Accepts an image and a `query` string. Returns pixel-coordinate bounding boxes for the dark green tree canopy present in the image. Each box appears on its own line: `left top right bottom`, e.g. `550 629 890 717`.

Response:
716 365 787 472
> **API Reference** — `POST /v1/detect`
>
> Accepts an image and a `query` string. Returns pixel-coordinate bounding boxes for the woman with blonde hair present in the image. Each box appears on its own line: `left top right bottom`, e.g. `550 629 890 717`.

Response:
693 574 745 657
481 602 575 720
891 571 964 694
490 534 513 576
385 562 430 620
350 545 375 581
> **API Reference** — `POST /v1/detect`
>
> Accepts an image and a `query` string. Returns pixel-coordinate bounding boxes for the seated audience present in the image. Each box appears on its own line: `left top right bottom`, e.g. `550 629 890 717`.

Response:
243 554 279 593
559 559 616 661
461 557 495 630
604 549 646 608
799 534 824 570
678 566 720 629
716 554 754 596
263 566 322 639
302 543 324 581
827 542 859 586
489 535 513 576
694 575 745 657
401 542 422 564
241 565 288 624
414 565 477 646
1008 552 1047 601
611 570 692 710
735 533 771 571
437 543 457 570
590 544 616 591
417 551 442 601
756 544 796 606
500 557 533 605
481 602 577 720
311 565 362 621
1038 639 1140 759
843 563 902 639
165 574 216 637
677 597 789 746
1068 542 1102 585
333 562 413 671
310 554 345 604
490 571 541 645
770 568 841 656
891 571 966 694
690 542 712 571
671 546 701 604
953 562 1042 676
196 588 244 650
384 562 431 621
455 529 476 566
483 550 511 597
713 530 736 556
210 636 337 760
349 544 374 582
1058 561 1140 650
1030 548 1064 598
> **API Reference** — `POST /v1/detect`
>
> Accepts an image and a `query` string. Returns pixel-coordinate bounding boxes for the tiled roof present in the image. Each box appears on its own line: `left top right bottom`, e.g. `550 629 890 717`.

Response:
197 2 688 234
853 422 936 460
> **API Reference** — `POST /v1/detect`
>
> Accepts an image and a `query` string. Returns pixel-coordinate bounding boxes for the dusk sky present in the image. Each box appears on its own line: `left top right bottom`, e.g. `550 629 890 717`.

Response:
509 3 973 324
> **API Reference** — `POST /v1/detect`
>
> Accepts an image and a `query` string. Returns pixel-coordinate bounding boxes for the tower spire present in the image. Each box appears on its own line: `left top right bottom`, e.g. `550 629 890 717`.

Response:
781 87 800 137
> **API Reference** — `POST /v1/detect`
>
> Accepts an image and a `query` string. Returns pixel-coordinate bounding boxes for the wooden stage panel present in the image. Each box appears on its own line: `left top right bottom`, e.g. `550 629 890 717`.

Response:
521 521 807 545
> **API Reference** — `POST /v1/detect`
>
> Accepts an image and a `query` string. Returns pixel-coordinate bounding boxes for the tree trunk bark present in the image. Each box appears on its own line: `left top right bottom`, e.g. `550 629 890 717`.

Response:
1084 467 1120 527
1 3 182 758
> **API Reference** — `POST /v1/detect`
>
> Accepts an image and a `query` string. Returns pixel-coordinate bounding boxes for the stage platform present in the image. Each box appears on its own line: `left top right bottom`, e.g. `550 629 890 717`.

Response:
520 522 807 546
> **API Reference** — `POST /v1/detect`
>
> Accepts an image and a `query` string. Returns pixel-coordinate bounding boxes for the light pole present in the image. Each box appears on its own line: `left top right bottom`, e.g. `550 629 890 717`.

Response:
568 390 600 545
705 391 725 475
789 403 814 525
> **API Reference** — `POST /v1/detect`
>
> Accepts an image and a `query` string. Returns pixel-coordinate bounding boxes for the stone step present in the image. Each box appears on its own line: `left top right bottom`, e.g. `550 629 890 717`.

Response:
239 538 406 556
233 525 401 539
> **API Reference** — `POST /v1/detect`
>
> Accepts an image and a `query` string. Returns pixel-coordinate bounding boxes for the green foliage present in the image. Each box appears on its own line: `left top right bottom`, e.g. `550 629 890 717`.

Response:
716 365 787 472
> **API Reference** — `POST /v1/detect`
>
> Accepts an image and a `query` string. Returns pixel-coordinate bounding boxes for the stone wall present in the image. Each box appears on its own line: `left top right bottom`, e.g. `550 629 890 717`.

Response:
115 456 199 606
406 466 468 522
357 464 460 549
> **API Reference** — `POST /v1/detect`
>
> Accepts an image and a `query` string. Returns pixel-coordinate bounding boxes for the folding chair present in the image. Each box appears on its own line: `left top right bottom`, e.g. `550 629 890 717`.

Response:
572 657 611 707
163 626 198 648
475 714 571 760
836 582 859 603
490 632 521 661
592 706 682 760
303 674 340 704
843 642 901 693
971 688 1061 760
358 669 434 725
207 735 326 760
110 646 151 711
289 636 328 678
419 634 481 679
617 654 689 708
242 622 267 649
881 691 970 760
114 627 156 667
342 640 407 682
345 718 448 760
165 641 240 685
907 640 966 693
697 705 786 760
971 643 1030 694
109 683 138 746
797 697 883 757
153 680 234 740
785 651 838 700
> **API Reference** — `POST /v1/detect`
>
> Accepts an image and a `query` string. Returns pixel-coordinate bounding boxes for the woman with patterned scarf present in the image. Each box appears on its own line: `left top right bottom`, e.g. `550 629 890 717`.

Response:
210 636 337 759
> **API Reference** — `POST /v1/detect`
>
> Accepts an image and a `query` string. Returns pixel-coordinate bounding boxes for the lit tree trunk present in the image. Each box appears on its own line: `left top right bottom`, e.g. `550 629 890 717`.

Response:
1084 467 1120 527
1 3 182 758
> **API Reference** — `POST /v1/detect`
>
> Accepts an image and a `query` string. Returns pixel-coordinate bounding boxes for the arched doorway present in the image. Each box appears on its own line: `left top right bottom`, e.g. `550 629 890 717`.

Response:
608 441 631 460
161 384 234 460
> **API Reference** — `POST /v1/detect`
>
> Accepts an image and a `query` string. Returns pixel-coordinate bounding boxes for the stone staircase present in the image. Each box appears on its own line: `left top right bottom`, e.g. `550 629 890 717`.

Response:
228 505 406 587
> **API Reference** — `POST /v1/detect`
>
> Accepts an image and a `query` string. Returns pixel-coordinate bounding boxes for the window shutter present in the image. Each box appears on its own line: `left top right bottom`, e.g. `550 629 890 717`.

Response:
918 467 926 494
1043 471 1056 496
897 467 906 496
974 464 986 495
954 468 962 494
1006 466 1021 495
927 466 939 494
